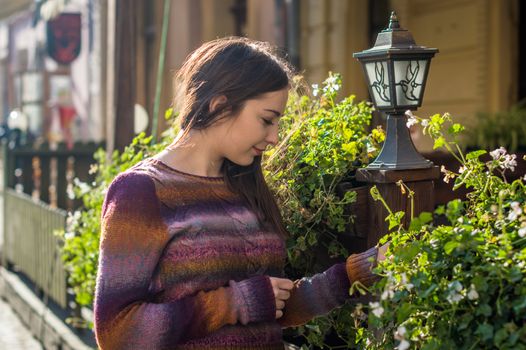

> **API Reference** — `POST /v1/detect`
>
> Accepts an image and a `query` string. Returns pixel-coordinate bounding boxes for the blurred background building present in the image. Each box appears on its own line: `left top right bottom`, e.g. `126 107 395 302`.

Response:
0 0 523 153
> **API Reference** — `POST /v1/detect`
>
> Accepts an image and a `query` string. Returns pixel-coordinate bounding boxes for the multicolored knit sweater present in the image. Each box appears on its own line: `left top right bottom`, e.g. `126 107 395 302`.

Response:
94 158 378 349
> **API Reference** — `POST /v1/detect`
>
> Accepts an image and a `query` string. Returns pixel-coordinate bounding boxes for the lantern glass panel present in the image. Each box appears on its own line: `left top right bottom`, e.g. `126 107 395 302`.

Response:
365 61 391 107
394 59 428 106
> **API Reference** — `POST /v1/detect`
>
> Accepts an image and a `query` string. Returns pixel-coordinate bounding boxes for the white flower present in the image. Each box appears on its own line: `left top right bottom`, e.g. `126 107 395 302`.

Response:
501 154 517 172
406 116 418 128
490 147 507 160
400 273 414 290
73 177 91 195
369 302 384 317
467 284 479 300
322 75 340 93
312 84 319 97
447 292 464 304
64 231 75 240
66 210 81 229
447 281 464 304
325 75 338 85
381 289 394 300
396 326 407 338
519 227 526 238
421 119 429 127
458 166 466 174
507 201 522 221
398 340 411 350
405 110 415 118
449 281 463 292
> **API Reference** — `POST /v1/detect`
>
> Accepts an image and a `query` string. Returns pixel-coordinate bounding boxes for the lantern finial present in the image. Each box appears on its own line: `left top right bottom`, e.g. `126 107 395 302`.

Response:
387 11 400 30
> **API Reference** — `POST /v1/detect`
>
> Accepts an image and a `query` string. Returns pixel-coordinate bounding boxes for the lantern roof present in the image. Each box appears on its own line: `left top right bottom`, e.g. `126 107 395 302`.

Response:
354 12 438 59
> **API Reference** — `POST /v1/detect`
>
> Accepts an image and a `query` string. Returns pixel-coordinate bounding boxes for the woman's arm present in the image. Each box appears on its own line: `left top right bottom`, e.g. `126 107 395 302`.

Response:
94 172 276 349
278 246 378 328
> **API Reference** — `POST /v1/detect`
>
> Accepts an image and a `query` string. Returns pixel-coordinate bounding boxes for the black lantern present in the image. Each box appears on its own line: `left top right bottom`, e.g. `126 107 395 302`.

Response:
354 12 438 169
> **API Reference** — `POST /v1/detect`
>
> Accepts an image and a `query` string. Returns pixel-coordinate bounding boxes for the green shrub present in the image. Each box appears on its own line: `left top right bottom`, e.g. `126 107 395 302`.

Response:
357 112 526 350
264 73 383 347
465 100 526 153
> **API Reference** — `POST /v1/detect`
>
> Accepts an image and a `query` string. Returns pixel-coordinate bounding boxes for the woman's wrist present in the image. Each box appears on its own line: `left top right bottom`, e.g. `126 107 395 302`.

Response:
345 245 380 288
229 275 276 325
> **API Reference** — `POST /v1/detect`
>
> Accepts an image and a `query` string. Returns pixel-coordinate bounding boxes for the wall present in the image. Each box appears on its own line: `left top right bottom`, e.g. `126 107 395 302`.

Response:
391 0 519 151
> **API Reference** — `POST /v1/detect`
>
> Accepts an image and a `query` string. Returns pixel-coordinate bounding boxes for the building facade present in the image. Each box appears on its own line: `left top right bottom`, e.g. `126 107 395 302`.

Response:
0 0 523 152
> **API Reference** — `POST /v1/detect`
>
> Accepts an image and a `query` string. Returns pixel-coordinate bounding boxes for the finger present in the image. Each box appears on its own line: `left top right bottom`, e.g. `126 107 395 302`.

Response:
377 242 390 261
276 289 291 301
276 278 294 290
275 310 283 319
276 299 285 310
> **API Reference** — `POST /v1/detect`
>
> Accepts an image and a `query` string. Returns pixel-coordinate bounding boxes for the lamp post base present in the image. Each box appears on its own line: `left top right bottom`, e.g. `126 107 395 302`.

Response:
356 166 440 247
367 113 433 170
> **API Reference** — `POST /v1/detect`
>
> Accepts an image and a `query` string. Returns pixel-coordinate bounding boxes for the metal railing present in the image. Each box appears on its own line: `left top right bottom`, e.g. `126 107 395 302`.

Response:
3 188 68 308
2 141 101 310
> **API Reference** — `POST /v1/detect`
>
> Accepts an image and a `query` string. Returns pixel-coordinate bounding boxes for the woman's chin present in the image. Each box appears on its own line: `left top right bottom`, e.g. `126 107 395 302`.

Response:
227 155 260 167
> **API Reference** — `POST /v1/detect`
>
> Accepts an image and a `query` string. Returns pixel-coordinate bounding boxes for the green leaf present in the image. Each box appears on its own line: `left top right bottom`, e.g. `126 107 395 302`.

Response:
387 211 405 230
418 211 433 224
421 283 438 298
476 304 492 317
396 303 413 324
448 123 465 135
409 217 423 231
458 313 473 330
434 205 445 215
444 240 460 254
397 242 420 261
494 328 509 346
475 323 494 342
433 136 446 149
466 149 487 160
513 296 526 314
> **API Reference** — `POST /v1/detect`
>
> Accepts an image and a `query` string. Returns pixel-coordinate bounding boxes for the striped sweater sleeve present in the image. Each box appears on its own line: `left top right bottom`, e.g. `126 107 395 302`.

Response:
278 246 378 328
94 172 276 349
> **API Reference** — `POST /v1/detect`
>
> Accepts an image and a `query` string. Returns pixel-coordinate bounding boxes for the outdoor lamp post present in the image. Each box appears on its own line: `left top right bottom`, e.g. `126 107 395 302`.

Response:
354 12 438 169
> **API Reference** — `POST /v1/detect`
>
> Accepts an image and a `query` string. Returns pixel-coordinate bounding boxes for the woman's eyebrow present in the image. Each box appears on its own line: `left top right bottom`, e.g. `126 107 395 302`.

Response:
264 109 282 117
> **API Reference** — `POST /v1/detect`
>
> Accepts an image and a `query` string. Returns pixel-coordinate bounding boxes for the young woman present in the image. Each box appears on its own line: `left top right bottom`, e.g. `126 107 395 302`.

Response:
94 37 386 349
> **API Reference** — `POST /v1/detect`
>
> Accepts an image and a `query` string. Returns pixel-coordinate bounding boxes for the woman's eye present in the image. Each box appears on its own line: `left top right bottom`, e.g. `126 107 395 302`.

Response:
262 118 274 126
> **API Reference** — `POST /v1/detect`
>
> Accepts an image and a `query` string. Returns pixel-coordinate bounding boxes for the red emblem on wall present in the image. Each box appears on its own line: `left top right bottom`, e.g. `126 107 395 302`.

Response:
46 13 81 65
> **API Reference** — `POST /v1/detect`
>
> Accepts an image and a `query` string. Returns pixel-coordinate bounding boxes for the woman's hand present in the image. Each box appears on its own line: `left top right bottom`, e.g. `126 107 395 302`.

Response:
269 277 294 319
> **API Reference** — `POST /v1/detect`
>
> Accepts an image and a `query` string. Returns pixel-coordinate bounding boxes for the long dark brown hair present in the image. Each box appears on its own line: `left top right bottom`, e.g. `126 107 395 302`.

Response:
172 37 294 238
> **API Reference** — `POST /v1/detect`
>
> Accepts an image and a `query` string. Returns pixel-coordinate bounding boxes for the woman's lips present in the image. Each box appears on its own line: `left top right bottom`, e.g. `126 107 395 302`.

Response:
253 146 264 155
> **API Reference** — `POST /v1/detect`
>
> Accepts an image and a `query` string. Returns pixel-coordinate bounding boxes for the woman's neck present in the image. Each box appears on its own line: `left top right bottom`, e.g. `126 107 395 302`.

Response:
156 130 224 177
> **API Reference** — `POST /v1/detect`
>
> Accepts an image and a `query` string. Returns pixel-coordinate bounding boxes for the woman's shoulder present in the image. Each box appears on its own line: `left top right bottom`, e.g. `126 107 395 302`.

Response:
107 157 175 194
106 167 158 203
104 157 192 205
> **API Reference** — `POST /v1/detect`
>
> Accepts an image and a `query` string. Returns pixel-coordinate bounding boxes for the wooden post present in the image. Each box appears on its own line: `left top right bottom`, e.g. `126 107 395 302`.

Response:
356 166 440 247
112 0 137 151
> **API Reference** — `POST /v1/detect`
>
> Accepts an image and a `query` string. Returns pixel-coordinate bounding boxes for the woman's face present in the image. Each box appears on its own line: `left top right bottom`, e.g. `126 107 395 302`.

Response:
211 88 289 166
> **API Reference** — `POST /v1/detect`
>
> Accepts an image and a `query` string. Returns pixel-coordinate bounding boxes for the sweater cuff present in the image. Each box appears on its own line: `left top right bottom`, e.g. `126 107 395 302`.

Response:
346 246 379 288
229 275 275 325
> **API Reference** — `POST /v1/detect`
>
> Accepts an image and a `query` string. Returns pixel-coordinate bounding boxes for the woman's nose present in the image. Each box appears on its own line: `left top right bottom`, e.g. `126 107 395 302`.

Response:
266 126 279 146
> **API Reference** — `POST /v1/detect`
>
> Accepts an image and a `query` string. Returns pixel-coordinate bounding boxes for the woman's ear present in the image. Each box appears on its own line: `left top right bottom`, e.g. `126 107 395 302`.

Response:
209 95 228 114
